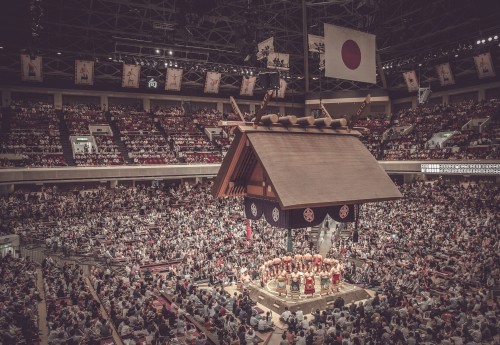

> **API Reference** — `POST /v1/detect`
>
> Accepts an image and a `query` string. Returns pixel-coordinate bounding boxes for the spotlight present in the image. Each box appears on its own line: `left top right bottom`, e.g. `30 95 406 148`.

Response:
164 62 168 67
488 37 492 42
57 52 61 55
494 35 498 40
108 57 112 60
455 54 459 58
168 50 173 55
418 63 422 67
0 46 3 49
477 40 481 45
155 49 160 54
481 39 486 43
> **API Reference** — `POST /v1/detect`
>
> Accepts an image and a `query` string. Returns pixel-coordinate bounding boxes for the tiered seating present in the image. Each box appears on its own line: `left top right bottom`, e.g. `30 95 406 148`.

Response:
213 135 231 153
63 104 126 166
63 104 106 135
0 254 40 344
74 135 125 166
382 99 500 160
0 101 65 167
153 106 183 117
0 177 498 344
43 259 111 344
192 108 221 127
90 267 175 343
357 118 389 157
113 108 177 165
183 151 223 164
159 108 222 164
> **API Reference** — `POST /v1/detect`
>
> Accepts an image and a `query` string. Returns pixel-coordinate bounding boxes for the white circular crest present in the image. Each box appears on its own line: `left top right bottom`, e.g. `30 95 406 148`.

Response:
303 208 315 223
339 205 349 219
250 203 258 217
272 207 280 222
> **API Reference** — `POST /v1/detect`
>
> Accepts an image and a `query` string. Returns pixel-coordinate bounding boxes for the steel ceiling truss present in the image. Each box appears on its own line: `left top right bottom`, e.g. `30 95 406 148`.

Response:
7 0 308 95
2 0 499 96
387 57 481 91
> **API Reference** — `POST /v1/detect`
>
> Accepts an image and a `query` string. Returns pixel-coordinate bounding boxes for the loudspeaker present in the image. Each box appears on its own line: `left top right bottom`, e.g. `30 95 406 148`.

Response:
268 72 280 90
352 231 359 243
256 72 280 90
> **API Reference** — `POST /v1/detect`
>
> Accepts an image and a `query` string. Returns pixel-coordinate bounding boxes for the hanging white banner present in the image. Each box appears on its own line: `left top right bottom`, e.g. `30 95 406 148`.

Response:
75 60 94 86
165 68 183 91
204 71 221 94
21 55 43 82
240 76 257 96
122 64 141 88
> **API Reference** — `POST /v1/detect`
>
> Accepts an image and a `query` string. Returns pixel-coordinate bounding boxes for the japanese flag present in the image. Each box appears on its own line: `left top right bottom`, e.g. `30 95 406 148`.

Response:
324 23 376 84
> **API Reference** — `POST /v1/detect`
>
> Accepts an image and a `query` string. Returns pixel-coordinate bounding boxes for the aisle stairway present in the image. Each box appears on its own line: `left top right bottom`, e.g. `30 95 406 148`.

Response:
36 268 48 345
1 106 12 134
105 112 133 164
85 277 124 345
318 227 334 257
153 115 169 139
57 111 76 166
308 226 320 252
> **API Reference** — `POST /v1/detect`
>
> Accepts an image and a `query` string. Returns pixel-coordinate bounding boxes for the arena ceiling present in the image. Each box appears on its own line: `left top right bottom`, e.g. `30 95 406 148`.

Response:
1 0 500 99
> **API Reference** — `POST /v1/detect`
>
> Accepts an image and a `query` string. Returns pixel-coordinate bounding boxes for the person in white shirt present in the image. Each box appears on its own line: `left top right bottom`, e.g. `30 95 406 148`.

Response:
296 330 306 345
301 316 310 330
258 318 273 332
280 307 291 324
296 309 304 323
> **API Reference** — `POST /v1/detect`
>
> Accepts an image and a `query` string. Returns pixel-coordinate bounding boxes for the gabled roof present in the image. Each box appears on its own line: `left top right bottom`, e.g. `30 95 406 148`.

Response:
212 124 402 210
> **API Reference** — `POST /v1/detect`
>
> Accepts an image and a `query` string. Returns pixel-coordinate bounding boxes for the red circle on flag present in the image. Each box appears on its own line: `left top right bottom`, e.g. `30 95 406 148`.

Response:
341 39 361 70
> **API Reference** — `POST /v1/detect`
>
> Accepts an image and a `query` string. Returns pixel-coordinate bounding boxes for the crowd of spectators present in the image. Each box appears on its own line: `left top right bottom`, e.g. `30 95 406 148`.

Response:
183 151 223 164
213 136 231 154
42 258 110 344
156 107 222 164
74 137 124 166
0 101 66 167
318 179 499 345
153 106 183 117
90 266 181 344
381 99 499 160
63 104 107 135
356 118 389 157
0 254 40 344
112 107 178 165
0 176 498 344
2 99 499 167
192 108 223 127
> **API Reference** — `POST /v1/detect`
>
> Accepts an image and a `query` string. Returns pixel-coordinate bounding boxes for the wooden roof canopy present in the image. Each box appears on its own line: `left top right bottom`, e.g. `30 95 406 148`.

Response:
212 118 402 210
